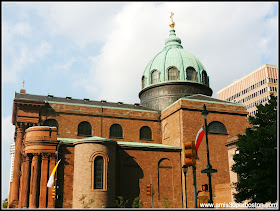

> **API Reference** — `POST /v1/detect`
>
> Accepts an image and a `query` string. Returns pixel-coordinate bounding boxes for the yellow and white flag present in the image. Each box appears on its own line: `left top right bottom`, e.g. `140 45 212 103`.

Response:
47 159 61 188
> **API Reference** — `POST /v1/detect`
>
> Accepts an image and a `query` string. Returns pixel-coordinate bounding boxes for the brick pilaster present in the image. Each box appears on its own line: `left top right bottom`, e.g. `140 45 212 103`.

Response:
47 154 56 208
29 154 40 208
21 154 31 208
9 126 25 207
39 153 49 208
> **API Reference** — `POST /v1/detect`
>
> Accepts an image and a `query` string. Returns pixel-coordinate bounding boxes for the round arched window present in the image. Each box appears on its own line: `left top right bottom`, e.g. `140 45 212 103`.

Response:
142 76 145 89
167 67 178 80
207 121 228 134
186 67 196 81
140 126 152 140
43 119 59 133
110 124 123 138
151 70 159 84
201 71 208 85
78 121 92 136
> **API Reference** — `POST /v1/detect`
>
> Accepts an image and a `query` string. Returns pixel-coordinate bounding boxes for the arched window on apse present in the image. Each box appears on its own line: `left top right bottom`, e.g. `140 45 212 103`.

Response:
110 124 123 139
78 121 92 136
186 67 197 81
158 158 173 202
140 126 152 141
167 66 178 81
43 119 59 133
89 152 109 190
207 121 228 135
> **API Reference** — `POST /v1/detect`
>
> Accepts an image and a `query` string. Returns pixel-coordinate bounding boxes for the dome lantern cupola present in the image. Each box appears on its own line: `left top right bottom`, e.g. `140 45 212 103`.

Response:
139 13 212 111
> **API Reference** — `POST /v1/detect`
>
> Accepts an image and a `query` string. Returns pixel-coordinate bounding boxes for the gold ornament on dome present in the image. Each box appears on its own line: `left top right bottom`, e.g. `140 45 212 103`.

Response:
169 12 175 27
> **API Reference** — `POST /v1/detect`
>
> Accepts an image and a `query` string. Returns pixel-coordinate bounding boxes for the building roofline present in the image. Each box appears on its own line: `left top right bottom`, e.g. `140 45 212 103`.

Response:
14 92 159 113
161 94 245 112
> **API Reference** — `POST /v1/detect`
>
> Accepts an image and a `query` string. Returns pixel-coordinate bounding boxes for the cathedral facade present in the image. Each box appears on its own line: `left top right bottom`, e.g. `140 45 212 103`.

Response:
8 18 249 208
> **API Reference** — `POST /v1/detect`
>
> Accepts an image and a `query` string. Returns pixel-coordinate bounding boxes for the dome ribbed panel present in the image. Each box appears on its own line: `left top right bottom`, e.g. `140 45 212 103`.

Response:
165 48 183 80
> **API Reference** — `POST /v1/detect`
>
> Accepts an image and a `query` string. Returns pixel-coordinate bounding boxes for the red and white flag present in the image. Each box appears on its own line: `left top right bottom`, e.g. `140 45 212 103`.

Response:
195 126 205 155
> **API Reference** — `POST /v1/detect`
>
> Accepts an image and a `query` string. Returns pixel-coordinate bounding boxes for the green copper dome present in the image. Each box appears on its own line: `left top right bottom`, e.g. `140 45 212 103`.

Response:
141 26 210 90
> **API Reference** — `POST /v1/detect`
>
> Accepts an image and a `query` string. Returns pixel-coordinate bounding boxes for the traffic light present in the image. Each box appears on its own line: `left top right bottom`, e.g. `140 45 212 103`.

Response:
52 189 56 199
202 184 208 191
146 184 152 196
184 141 196 167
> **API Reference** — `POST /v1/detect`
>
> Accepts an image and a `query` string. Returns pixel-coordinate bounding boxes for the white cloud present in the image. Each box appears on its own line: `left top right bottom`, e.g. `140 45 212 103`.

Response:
1 116 15 144
80 2 278 102
2 20 52 84
24 2 127 48
35 41 52 59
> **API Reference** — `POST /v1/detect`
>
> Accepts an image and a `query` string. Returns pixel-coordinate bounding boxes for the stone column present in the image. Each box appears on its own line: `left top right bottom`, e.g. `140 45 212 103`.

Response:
39 154 49 208
9 126 25 207
29 154 40 208
18 155 24 207
21 154 31 208
47 154 56 208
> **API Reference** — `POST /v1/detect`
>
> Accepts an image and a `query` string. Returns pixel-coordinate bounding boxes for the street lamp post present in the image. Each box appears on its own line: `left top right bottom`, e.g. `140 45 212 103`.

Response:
182 165 188 208
201 104 217 205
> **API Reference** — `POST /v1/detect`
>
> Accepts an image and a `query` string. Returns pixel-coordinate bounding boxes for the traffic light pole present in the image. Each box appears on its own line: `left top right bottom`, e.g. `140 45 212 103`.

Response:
150 174 154 208
192 166 197 208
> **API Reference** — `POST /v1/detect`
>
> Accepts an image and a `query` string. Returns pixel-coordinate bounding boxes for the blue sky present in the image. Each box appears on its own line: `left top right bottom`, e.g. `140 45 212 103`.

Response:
1 2 278 201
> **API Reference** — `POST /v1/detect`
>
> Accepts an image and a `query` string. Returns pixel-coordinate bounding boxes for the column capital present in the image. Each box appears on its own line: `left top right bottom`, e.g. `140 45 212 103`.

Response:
16 124 26 132
32 153 40 159
49 153 56 159
26 154 32 161
42 153 49 160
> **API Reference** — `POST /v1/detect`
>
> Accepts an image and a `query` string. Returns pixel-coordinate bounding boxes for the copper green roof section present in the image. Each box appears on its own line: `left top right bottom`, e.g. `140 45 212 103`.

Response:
58 137 181 150
117 141 181 150
142 25 208 89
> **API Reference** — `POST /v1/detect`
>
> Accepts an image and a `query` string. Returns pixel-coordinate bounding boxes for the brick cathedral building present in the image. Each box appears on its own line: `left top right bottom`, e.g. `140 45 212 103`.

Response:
8 18 249 208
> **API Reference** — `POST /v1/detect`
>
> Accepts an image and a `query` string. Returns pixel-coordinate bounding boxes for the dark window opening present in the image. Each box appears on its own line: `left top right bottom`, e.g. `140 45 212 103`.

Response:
43 119 59 133
110 124 123 138
140 126 152 140
78 121 92 136
94 156 104 189
142 76 145 89
151 70 159 84
207 121 228 134
167 67 178 80
186 67 196 81
202 71 207 85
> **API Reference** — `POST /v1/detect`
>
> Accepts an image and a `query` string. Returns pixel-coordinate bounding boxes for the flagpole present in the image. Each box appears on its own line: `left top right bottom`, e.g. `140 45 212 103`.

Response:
54 141 61 208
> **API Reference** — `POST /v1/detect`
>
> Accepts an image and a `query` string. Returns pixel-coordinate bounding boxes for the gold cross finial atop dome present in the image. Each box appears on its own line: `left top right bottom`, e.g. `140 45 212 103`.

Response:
23 80 25 89
169 12 175 27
